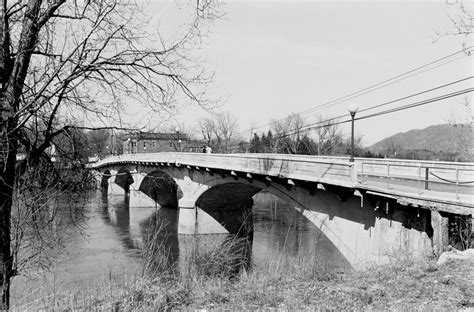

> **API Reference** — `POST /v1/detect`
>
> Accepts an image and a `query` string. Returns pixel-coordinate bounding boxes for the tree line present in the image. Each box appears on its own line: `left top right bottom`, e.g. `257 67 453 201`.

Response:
194 111 367 157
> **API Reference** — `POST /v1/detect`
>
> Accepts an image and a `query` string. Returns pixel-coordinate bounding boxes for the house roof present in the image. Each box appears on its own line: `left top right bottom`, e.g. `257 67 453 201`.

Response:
122 132 189 141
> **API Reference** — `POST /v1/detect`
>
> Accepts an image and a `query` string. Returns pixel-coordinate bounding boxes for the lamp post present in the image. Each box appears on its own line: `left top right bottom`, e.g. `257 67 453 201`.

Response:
347 103 359 162
175 127 181 152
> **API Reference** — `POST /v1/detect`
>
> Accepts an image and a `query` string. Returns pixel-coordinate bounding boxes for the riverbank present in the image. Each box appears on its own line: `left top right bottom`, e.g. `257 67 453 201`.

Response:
14 252 473 311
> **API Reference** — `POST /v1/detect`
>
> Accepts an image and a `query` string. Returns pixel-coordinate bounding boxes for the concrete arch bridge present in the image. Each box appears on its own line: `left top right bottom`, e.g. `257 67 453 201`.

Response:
90 153 474 268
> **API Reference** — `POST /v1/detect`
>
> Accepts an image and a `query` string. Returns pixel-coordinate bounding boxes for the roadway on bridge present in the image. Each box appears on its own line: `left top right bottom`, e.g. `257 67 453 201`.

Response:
91 153 474 214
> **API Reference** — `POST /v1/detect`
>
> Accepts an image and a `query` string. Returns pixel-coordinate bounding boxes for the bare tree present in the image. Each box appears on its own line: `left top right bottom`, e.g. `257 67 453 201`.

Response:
314 116 342 155
88 129 110 157
197 111 238 153
198 117 216 146
271 113 305 154
382 137 401 158
448 96 473 161
214 111 238 153
0 0 219 308
439 0 473 160
436 0 473 50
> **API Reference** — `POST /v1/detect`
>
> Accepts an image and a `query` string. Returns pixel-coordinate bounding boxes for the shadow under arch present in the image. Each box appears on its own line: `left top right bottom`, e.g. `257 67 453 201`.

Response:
138 169 183 208
196 182 261 237
114 167 134 193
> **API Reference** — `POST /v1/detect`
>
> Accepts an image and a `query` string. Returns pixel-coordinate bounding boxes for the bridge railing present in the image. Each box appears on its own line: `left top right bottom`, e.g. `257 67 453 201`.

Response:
91 153 474 205
192 153 357 186
357 158 474 200
91 152 357 187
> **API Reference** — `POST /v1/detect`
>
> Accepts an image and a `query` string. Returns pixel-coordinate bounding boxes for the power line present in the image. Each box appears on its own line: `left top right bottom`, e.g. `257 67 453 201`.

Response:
354 88 473 122
249 76 473 140
275 87 474 139
239 46 473 136
296 53 470 115
357 76 473 114
284 76 474 135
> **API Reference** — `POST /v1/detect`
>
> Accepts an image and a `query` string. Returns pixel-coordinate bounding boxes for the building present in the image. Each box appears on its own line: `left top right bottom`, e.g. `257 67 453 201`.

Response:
122 132 204 154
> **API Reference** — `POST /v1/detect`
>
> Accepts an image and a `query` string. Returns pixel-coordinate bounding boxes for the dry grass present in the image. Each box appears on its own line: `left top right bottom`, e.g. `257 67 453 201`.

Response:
12 227 474 311
180 235 252 280
13 251 473 311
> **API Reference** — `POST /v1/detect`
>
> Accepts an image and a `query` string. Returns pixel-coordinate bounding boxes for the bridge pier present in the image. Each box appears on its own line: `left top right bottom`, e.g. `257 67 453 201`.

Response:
100 169 126 196
128 172 159 207
174 172 231 235
177 207 228 235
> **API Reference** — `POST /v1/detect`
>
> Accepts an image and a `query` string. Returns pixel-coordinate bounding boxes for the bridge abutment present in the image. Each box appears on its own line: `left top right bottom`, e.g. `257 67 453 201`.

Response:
431 211 449 256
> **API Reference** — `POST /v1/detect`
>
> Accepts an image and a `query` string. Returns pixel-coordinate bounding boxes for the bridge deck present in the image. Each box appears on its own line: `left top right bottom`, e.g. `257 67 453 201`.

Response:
91 153 474 215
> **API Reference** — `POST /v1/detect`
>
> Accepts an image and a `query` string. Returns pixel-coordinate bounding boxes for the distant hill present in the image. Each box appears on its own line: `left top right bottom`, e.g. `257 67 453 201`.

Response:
368 124 472 161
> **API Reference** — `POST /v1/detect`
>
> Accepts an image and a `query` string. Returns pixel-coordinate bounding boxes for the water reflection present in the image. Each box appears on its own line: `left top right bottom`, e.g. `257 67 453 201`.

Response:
252 193 351 271
99 194 135 250
98 190 350 275
12 189 350 304
139 207 180 274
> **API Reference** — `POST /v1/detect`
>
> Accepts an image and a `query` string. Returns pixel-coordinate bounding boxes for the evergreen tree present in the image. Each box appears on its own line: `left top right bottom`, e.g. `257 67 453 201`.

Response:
250 133 261 153
266 130 275 153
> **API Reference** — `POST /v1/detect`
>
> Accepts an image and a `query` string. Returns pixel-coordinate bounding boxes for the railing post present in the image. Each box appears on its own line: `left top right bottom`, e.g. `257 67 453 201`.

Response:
386 164 390 189
425 167 429 190
361 162 365 184
455 169 459 200
418 165 422 194
350 162 358 184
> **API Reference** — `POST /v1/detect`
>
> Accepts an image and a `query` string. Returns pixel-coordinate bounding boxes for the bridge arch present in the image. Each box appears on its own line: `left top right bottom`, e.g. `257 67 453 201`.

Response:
93 159 439 268
138 169 182 208
113 167 134 193
196 182 260 236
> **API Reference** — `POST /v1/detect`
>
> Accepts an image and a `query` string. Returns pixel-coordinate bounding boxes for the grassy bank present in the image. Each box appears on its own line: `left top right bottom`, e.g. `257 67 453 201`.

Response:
13 250 473 311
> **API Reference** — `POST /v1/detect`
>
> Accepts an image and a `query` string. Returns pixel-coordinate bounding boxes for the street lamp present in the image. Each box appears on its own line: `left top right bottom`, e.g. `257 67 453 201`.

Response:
175 127 181 151
347 102 359 162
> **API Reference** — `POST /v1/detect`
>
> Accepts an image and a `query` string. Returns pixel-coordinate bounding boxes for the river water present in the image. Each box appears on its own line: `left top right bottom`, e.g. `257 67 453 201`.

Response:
11 189 350 305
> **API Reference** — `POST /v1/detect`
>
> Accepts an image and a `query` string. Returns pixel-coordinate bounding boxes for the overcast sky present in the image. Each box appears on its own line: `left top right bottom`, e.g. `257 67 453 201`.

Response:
144 0 473 146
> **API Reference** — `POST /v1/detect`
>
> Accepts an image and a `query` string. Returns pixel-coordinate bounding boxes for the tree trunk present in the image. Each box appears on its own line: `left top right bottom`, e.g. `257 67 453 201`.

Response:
1 2 12 305
0 139 15 310
0 78 15 311
0 1 57 306
0 69 16 311
1 6 16 304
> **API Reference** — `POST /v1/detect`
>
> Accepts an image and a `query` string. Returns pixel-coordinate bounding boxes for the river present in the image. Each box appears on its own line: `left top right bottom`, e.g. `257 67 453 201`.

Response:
11 189 350 305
